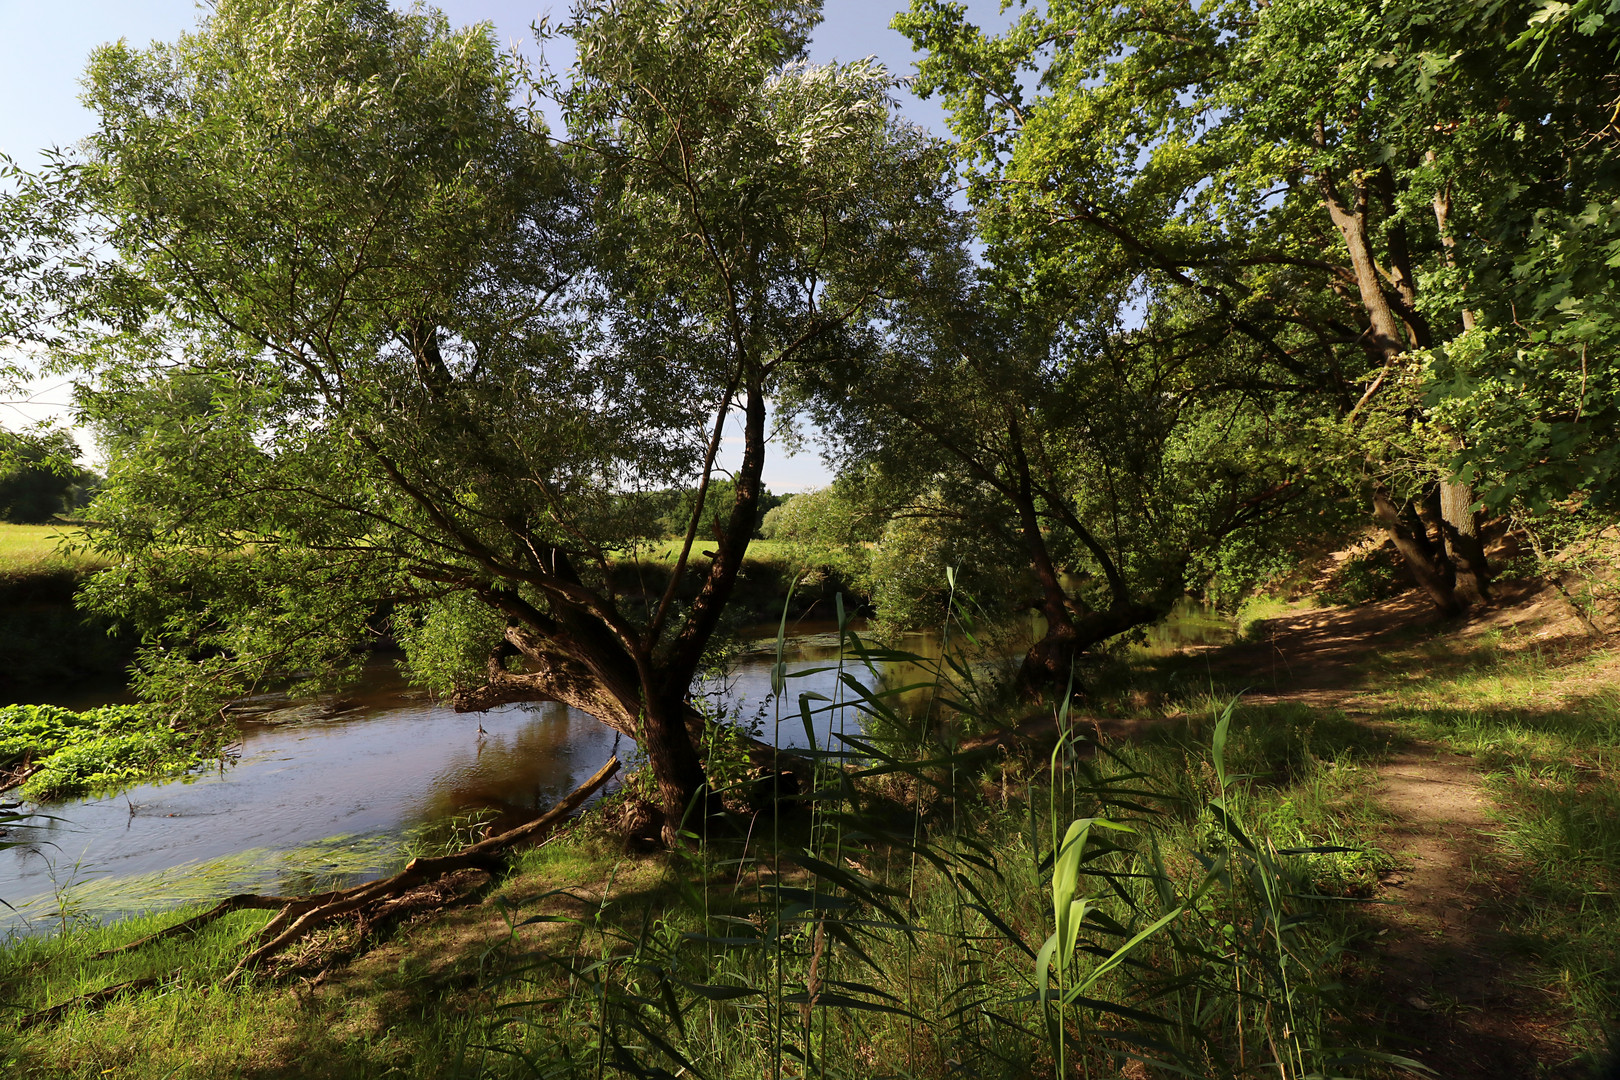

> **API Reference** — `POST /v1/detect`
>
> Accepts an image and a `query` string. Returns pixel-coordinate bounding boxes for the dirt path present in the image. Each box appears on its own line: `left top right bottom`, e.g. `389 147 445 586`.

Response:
1198 585 1598 1077
1367 739 1581 1077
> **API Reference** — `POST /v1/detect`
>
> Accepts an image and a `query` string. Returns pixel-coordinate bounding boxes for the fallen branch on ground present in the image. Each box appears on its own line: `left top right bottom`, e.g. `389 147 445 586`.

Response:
20 754 621 1029
227 753 619 979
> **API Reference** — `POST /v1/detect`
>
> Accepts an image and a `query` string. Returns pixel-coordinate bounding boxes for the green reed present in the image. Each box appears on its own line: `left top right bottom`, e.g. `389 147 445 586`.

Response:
465 585 1396 1079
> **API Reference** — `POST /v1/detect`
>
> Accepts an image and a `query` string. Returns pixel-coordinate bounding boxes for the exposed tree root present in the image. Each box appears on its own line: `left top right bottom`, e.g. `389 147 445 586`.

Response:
88 892 342 960
21 755 620 1029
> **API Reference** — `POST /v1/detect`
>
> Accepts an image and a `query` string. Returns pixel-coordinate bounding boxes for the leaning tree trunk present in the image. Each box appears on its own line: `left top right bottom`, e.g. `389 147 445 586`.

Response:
1006 441 1164 699
1372 485 1463 616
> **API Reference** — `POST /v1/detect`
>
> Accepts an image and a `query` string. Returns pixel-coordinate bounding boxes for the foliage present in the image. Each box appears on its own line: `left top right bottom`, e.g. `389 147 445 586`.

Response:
1319 543 1408 607
8 0 947 833
0 429 94 525
0 703 221 801
662 481 786 540
757 482 876 595
896 0 1620 609
864 499 1021 635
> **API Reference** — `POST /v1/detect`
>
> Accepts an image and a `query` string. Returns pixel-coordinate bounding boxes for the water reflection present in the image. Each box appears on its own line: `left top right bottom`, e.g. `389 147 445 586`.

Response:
0 607 1232 931
0 625 952 931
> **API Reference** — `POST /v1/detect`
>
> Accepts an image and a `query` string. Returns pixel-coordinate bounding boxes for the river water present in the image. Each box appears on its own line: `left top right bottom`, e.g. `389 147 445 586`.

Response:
0 602 1231 933
0 623 948 933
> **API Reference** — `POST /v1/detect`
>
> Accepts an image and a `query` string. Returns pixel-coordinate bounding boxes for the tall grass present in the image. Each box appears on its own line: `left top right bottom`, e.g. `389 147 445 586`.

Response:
462 593 1395 1078
0 592 1407 1078
0 524 102 577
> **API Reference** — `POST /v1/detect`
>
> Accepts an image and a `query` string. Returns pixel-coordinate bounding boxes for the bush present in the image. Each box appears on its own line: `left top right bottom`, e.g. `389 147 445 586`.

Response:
1318 542 1407 606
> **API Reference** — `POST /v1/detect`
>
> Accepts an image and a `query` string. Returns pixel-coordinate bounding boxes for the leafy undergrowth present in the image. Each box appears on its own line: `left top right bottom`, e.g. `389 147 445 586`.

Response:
0 704 225 801
0 620 1406 1080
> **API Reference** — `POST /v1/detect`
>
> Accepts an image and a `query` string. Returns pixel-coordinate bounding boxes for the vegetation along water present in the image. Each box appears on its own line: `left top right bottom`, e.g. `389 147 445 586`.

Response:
0 0 1617 1076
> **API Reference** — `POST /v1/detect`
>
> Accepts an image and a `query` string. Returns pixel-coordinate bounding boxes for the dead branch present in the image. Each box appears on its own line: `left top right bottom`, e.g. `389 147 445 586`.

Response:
17 755 620 1031
226 754 620 979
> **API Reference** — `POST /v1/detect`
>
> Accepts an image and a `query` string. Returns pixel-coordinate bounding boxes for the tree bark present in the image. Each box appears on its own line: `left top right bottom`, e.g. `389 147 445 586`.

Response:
1428 159 1491 607
1372 486 1463 615
1439 478 1491 608
1319 157 1471 613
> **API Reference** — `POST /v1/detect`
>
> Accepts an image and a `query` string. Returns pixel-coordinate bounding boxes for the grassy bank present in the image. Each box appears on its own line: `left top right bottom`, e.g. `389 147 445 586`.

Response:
1373 636 1620 1054
0 592 1613 1076
0 620 1399 1079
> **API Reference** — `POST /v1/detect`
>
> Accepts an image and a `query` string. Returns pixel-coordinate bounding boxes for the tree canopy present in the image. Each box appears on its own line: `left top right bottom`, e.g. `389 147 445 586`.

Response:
896 0 1620 616
25 0 947 842
0 0 1615 841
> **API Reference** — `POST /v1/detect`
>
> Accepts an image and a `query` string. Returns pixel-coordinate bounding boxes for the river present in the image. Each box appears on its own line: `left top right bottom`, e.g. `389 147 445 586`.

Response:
0 623 961 934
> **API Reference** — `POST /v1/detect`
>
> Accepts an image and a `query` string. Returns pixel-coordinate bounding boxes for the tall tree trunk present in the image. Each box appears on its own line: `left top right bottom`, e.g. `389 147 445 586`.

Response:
1319 156 1470 612
642 694 711 847
1428 159 1492 607
1007 420 1084 701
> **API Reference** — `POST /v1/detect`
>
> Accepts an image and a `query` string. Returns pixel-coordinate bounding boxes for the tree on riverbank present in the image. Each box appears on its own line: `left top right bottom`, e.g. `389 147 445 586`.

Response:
29 0 945 843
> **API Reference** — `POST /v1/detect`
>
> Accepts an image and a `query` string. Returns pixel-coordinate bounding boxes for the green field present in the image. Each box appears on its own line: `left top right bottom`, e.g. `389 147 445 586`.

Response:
0 524 104 576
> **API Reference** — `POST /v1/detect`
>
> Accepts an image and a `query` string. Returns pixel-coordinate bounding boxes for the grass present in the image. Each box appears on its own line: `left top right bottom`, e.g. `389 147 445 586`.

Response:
1115 609 1620 1068
620 538 800 564
1370 637 1620 1055
1234 594 1304 641
0 608 1399 1079
0 524 104 578
0 595 1612 1077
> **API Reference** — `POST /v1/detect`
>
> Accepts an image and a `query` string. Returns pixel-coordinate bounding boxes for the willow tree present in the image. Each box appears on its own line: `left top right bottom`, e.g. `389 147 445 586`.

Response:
898 0 1620 614
53 0 944 842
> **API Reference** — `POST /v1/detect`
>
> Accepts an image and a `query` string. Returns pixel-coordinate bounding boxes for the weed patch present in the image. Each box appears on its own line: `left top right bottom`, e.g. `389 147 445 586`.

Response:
0 704 228 801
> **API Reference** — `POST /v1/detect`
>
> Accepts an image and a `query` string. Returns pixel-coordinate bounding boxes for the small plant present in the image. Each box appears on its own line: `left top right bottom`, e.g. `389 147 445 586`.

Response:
402 809 502 861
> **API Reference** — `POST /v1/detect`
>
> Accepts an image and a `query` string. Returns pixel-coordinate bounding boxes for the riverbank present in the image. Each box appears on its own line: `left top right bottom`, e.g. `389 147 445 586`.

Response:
3 581 1613 1077
0 696 1384 1078
0 525 868 707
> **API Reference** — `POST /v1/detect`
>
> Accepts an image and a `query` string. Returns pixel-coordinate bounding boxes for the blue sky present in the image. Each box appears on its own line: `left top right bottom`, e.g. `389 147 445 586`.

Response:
0 0 1006 489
